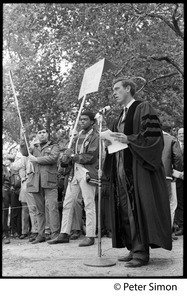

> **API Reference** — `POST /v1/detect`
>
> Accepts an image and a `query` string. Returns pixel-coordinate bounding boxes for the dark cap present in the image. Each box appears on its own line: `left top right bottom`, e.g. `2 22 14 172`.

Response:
37 124 48 133
81 110 95 121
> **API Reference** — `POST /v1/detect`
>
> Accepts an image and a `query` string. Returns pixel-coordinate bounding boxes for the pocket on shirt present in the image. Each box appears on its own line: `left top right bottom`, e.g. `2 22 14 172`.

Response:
44 150 51 156
47 171 57 183
26 174 34 187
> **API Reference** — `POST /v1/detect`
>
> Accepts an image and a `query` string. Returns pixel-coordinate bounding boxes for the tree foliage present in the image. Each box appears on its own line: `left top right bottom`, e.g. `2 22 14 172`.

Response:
3 3 184 145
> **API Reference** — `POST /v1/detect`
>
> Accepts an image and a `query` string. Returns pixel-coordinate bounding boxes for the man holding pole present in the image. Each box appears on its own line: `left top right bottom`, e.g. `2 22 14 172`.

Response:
48 110 99 247
20 125 60 244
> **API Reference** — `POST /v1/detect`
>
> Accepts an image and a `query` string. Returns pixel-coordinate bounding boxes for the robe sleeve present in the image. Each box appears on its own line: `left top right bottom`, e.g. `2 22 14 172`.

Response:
127 101 164 171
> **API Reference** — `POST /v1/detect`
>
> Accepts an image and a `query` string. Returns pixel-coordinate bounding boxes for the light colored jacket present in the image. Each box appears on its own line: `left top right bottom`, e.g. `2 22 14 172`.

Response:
11 155 34 202
20 140 60 192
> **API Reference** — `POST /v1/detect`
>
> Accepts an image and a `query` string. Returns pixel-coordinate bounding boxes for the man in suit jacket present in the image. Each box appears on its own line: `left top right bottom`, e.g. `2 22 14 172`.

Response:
162 128 183 239
174 127 184 236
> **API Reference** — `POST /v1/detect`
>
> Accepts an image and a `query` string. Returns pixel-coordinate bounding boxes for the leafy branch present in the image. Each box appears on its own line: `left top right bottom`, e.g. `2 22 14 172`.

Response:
131 3 184 40
135 72 179 94
149 55 184 77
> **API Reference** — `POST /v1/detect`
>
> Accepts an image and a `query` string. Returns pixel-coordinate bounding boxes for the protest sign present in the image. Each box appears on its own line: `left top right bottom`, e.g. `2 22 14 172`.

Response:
78 58 117 99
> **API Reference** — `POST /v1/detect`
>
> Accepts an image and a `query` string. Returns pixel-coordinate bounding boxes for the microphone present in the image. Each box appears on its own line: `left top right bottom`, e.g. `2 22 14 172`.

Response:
98 105 111 114
95 105 111 120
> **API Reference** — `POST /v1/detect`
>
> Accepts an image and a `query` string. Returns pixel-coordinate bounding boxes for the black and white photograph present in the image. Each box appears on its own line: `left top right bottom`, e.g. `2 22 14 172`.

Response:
2 2 185 297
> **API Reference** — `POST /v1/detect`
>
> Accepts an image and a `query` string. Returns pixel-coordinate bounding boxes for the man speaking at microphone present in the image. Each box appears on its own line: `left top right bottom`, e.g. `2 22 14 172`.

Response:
48 110 99 247
103 77 172 267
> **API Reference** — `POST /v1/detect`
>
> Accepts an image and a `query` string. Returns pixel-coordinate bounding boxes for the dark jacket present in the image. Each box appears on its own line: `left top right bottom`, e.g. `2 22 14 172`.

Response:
162 132 183 179
2 164 10 197
20 140 60 192
62 128 99 185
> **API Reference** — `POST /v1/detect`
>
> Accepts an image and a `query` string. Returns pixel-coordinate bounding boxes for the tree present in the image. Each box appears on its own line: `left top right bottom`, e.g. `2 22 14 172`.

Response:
3 3 183 145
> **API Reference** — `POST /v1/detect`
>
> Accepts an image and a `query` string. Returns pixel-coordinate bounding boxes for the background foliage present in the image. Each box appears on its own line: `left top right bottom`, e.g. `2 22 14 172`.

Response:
3 3 184 147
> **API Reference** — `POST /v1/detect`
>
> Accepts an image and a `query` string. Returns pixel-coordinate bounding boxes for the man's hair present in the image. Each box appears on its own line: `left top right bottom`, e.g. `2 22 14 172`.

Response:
81 110 95 122
112 77 137 97
37 124 49 133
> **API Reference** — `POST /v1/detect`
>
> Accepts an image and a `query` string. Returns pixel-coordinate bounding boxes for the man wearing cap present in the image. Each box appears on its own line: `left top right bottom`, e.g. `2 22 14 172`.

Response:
48 110 99 247
103 77 172 267
20 126 60 244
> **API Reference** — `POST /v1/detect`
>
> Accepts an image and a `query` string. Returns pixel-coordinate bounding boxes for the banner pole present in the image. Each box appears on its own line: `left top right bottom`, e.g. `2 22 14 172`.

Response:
68 94 87 149
9 70 30 154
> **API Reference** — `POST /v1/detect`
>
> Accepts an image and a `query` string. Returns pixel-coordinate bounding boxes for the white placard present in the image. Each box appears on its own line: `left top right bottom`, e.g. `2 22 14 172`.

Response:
78 58 105 99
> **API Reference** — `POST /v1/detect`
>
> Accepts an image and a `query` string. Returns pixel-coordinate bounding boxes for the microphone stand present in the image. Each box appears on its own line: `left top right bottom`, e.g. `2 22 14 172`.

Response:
97 112 103 258
84 112 116 267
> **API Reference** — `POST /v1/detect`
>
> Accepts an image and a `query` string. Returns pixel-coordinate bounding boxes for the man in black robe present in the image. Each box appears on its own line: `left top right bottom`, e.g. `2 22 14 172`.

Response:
103 77 172 268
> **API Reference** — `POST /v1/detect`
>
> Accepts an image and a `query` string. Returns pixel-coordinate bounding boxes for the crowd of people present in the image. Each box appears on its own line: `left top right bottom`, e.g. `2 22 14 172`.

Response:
2 77 184 268
2 111 112 247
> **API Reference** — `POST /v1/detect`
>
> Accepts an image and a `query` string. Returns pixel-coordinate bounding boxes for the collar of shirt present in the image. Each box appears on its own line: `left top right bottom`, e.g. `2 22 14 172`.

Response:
39 141 51 150
122 99 135 111
163 131 170 136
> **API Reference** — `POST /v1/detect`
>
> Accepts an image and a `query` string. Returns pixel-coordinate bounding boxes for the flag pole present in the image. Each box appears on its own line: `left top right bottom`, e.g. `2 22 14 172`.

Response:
68 94 87 149
9 70 30 154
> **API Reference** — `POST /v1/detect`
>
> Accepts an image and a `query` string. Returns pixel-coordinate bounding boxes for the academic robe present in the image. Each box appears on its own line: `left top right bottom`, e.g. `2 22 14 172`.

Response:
103 100 172 251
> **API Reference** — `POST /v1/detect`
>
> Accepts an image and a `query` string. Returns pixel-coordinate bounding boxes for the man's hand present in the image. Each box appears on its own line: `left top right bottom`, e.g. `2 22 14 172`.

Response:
29 154 38 162
20 126 26 139
104 139 112 148
110 132 129 144
64 148 74 156
60 154 72 165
